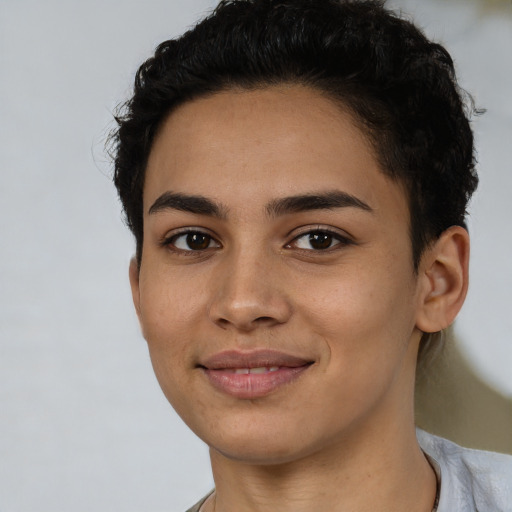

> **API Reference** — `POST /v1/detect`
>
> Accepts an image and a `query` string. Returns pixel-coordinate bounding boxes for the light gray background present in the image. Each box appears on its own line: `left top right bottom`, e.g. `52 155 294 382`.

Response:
1 0 510 510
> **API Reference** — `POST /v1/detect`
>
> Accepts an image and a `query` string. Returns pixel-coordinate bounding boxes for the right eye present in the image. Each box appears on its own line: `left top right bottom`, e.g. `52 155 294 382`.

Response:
166 231 221 252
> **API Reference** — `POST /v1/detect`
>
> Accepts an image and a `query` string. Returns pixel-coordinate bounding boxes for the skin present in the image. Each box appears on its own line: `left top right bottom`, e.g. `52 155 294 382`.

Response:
130 85 469 511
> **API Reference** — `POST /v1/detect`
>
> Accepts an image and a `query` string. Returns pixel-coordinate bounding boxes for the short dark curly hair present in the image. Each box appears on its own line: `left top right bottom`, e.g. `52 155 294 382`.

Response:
111 0 479 269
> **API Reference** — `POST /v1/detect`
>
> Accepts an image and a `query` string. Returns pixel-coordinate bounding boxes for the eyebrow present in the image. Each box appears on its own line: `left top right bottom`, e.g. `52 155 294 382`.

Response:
148 192 228 219
266 190 373 217
148 190 373 219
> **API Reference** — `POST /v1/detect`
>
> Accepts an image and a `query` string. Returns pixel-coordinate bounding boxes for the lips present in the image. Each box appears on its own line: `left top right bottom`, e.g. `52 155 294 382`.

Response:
199 350 313 399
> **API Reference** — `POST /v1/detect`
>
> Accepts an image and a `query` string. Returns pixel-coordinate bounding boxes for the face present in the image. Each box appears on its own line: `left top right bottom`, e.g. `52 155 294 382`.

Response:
131 85 426 464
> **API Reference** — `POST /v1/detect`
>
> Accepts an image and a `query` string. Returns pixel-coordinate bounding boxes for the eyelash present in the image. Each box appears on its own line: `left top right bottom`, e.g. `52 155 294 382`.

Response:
161 230 221 254
287 228 353 252
161 227 353 254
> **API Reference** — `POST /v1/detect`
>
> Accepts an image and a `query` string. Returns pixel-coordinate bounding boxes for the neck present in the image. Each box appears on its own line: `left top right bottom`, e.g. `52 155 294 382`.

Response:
208 417 436 512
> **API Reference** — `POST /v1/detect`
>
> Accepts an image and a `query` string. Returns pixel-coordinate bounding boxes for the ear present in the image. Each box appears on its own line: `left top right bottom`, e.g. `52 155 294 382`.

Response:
415 226 470 334
129 257 142 321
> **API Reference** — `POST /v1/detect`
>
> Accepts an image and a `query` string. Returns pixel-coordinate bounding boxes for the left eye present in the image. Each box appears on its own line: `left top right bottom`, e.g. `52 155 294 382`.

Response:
169 231 220 251
291 231 347 250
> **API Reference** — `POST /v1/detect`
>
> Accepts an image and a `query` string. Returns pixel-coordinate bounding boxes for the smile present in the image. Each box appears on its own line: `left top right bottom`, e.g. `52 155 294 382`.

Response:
228 367 279 374
199 350 313 399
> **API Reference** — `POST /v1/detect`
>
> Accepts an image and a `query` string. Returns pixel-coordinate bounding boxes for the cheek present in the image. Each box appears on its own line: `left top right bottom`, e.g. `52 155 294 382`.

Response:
291 266 419 429
297 258 418 362
137 270 204 392
138 266 204 341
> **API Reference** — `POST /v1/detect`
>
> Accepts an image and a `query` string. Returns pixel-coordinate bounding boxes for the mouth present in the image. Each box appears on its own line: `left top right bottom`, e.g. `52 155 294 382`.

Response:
199 349 314 399
222 366 280 374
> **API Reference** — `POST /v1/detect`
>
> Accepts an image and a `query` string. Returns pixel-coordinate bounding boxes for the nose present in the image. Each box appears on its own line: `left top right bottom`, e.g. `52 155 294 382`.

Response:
208 249 293 332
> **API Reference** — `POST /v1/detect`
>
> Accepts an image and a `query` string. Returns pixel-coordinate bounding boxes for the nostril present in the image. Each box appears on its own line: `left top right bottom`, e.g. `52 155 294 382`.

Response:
213 314 283 331
254 316 276 323
216 318 231 329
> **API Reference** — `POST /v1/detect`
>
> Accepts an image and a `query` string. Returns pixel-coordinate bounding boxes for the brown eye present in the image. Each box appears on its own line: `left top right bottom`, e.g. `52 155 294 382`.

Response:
170 231 220 251
308 232 333 250
291 230 350 251
186 232 211 250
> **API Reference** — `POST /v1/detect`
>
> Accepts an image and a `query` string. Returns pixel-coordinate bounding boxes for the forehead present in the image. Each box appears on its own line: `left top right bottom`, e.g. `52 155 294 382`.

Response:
144 85 408 221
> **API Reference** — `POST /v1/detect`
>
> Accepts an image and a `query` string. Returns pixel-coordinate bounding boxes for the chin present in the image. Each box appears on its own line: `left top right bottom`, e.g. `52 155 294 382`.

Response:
193 412 336 466
212 436 314 466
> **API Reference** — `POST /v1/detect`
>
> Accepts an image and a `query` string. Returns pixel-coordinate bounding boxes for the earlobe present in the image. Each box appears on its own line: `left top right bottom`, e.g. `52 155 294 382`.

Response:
416 226 470 334
129 257 142 320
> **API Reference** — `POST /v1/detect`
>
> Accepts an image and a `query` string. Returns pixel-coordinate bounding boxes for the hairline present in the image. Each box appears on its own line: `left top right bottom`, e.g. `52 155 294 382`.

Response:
137 81 423 270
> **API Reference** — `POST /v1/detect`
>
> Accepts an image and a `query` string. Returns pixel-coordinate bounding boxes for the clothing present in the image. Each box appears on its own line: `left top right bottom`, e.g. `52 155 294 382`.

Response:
185 430 512 512
417 429 512 511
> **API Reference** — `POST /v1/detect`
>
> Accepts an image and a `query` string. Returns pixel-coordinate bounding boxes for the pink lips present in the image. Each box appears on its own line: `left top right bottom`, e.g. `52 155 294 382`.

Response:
200 350 313 399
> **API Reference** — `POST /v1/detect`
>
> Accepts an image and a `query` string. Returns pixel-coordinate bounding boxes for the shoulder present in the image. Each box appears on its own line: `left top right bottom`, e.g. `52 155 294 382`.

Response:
417 429 512 512
185 491 214 512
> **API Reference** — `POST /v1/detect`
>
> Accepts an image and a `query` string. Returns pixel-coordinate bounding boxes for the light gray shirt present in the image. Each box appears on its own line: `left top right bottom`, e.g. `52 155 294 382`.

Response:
417 429 512 511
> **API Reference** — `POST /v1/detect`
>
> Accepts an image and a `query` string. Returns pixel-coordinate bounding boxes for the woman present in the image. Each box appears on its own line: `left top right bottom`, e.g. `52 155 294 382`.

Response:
111 1 512 510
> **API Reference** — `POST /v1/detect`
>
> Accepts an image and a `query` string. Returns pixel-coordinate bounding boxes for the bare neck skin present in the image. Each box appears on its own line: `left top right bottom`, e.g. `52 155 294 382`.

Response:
206 341 437 512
